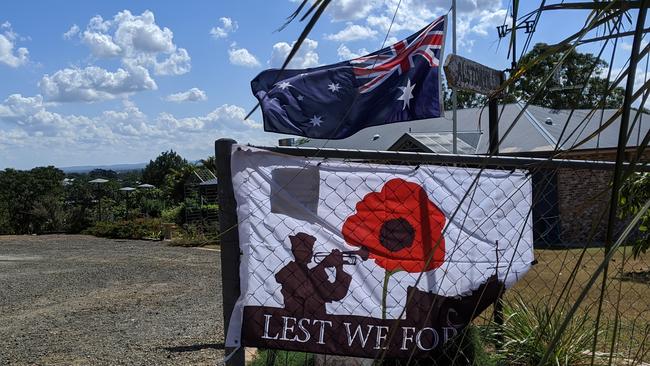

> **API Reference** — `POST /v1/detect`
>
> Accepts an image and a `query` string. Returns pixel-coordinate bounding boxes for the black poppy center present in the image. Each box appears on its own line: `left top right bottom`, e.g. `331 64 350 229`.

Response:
379 218 415 252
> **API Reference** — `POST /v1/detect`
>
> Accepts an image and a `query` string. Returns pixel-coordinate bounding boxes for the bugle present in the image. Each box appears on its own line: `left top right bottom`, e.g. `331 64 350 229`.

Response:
313 247 369 265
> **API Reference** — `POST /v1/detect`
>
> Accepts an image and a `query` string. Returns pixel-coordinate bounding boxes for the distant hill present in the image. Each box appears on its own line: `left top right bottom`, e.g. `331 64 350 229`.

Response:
60 162 147 173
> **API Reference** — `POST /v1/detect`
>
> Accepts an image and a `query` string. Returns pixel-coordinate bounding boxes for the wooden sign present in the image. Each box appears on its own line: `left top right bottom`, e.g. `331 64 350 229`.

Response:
444 54 504 95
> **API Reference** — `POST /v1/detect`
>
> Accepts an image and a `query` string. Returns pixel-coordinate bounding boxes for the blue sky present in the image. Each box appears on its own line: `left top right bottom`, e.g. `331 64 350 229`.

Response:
0 1 645 169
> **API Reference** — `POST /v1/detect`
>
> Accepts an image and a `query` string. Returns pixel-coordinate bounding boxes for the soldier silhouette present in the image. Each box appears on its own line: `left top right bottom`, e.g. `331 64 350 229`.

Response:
275 232 352 317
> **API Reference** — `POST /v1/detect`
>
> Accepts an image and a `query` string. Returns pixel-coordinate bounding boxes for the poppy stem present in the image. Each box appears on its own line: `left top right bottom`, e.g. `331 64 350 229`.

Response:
381 270 394 319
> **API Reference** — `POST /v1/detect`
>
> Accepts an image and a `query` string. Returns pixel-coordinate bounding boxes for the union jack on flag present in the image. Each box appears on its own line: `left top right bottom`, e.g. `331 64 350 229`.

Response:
251 15 447 140
352 16 446 93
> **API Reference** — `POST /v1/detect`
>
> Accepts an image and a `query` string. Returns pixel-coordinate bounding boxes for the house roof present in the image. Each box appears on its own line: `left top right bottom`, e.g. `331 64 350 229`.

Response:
297 103 649 154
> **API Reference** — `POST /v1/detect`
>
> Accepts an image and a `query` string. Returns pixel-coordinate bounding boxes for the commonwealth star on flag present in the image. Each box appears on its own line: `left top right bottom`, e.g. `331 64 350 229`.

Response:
251 15 447 140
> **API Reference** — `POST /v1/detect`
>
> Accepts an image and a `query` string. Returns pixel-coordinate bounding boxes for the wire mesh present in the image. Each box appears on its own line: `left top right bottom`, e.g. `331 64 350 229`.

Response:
224 146 649 366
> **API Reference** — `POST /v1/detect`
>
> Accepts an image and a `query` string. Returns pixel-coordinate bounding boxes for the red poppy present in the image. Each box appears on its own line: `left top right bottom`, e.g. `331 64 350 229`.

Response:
342 178 446 273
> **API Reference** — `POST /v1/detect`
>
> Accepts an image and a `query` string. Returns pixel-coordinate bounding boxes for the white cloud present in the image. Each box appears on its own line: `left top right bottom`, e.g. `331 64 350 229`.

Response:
81 30 122 57
0 128 28 149
63 24 80 40
39 65 157 102
385 36 399 45
164 87 207 103
0 22 29 67
150 48 191 75
158 104 260 132
325 24 377 42
0 94 261 153
455 7 507 48
327 0 380 21
0 94 270 168
113 10 175 53
228 46 261 67
339 0 506 51
336 44 369 60
210 17 238 39
269 38 320 68
88 15 111 33
65 10 191 75
0 94 88 136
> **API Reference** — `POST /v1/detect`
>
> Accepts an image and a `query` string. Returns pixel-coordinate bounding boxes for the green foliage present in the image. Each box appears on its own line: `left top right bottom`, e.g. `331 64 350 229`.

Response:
0 151 218 235
497 296 596 366
64 176 96 233
426 325 499 366
142 150 189 187
30 195 67 233
0 201 10 234
0 166 65 234
443 43 625 110
168 223 219 247
140 198 165 218
513 43 624 109
161 204 185 225
200 156 216 174
163 164 196 204
83 218 163 240
89 169 117 180
443 81 488 110
249 350 314 366
619 172 650 258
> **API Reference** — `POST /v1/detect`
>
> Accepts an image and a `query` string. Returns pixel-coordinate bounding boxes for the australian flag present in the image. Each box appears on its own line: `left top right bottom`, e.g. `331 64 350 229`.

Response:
251 15 447 140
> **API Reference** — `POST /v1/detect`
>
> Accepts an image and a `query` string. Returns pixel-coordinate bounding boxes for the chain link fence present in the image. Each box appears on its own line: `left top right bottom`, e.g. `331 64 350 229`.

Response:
217 142 649 365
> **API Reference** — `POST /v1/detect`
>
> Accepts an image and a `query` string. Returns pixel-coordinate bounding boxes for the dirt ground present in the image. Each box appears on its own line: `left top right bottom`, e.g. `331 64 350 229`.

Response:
0 235 224 365
2 235 648 365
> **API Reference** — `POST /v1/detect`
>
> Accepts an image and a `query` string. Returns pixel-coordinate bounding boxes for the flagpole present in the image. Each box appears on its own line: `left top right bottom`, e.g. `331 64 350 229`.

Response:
451 0 458 154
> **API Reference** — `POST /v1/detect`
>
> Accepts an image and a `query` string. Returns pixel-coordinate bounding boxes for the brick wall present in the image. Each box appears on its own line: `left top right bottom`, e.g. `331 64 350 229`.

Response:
556 168 613 245
554 149 649 245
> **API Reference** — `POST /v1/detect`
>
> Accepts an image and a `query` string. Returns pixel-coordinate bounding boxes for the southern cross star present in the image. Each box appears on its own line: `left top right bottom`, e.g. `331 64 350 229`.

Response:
397 79 416 110
327 82 341 93
276 81 291 90
309 115 323 127
297 95 304 101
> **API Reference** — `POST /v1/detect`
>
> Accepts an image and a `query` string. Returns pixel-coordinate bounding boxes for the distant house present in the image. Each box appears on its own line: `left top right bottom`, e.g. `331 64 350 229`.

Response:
286 103 650 247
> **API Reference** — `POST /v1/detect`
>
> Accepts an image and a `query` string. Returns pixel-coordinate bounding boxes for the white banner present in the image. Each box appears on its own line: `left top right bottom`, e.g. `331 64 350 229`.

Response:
226 146 533 358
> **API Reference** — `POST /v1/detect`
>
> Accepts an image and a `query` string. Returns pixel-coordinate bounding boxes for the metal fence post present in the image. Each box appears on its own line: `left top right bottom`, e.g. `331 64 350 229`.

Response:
488 98 499 156
215 138 245 366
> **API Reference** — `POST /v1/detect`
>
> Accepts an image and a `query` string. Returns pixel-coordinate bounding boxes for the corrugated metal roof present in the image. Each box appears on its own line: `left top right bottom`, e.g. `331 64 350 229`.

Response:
405 132 479 154
296 103 649 153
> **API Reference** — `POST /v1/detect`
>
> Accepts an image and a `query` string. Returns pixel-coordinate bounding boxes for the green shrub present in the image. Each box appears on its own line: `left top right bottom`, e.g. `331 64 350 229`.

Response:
497 296 596 366
249 350 314 366
83 218 163 240
140 198 165 218
168 223 218 247
161 204 184 225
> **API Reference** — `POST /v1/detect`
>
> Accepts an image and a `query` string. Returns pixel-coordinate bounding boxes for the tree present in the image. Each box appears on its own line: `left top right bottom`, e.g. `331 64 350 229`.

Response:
142 150 189 187
443 82 487 110
164 164 196 204
0 166 65 234
442 43 625 111
200 156 216 174
64 176 97 233
89 169 118 180
512 43 624 109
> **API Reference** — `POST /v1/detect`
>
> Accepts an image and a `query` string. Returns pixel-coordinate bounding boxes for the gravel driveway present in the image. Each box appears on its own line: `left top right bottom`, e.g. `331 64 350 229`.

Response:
0 235 224 365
